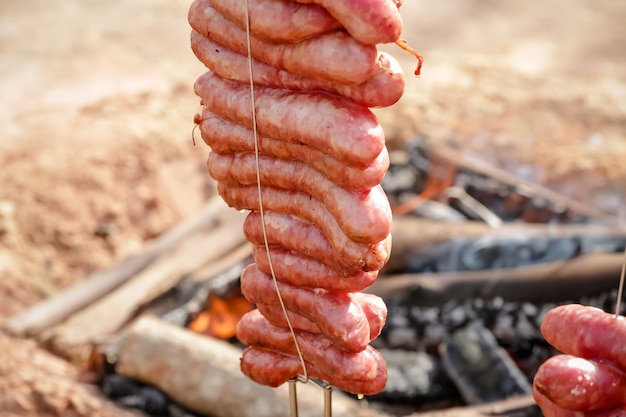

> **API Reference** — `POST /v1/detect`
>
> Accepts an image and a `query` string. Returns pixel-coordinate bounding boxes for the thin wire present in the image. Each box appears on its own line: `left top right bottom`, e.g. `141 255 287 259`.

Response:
243 0 308 382
615 245 626 318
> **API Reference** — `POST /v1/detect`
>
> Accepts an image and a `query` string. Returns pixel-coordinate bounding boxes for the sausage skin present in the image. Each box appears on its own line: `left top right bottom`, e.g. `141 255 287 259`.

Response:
190 31 405 108
541 305 626 370
534 354 626 412
294 0 402 45
252 245 378 293
199 110 389 191
240 263 371 353
243 210 392 272
194 71 385 166
257 292 386 341
240 346 388 395
188 0 378 84
219 183 385 264
534 304 626 414
209 152 392 244
207 0 340 43
237 309 380 381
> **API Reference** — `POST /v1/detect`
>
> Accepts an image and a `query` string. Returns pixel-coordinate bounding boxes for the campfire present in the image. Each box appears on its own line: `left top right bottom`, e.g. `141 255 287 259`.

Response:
4 139 624 417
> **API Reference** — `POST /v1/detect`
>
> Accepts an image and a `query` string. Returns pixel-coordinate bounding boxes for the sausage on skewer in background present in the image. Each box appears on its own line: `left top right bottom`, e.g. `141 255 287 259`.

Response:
188 0 407 394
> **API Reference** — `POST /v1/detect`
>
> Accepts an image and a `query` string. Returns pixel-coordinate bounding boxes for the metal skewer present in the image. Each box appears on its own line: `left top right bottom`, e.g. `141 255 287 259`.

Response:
288 379 299 417
288 378 333 417
323 382 333 417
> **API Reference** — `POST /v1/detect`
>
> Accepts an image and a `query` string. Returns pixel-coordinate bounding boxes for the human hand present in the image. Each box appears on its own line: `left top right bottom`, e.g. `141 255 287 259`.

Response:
533 304 626 417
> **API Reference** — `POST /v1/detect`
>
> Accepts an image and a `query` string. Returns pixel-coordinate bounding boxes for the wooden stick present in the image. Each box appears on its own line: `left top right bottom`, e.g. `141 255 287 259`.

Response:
423 140 616 222
385 216 626 274
2 198 240 337
43 208 247 364
369 252 626 305
405 394 538 417
113 316 385 417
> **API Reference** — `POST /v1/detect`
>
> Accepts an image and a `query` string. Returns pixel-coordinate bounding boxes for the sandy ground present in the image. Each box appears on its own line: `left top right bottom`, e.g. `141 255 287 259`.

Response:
1 0 625 415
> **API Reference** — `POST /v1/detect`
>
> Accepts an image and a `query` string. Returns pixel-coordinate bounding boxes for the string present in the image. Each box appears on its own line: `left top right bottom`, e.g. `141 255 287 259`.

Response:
615 245 626 318
243 0 308 382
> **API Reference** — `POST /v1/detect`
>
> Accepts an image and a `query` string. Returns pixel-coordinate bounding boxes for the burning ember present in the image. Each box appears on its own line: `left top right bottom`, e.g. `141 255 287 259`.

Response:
188 289 253 340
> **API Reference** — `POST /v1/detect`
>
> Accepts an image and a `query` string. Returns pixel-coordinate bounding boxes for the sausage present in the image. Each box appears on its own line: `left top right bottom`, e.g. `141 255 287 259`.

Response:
243 209 392 272
256 292 386 341
535 304 626 413
188 0 378 84
240 346 388 395
190 31 405 108
199 110 389 191
257 303 321 334
541 304 626 370
189 0 398 396
219 182 383 260
293 0 402 45
252 245 378 293
207 0 339 43
534 354 626 412
209 152 392 243
194 71 385 166
237 309 380 380
354 292 387 341
533 388 626 417
240 263 371 352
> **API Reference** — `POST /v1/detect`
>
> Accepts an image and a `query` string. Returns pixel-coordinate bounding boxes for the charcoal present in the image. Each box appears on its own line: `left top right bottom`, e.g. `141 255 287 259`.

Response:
385 326 419 349
520 302 538 319
440 322 532 405
515 311 538 340
102 374 141 399
394 232 625 275
102 373 202 417
115 386 169 415
168 403 202 417
491 312 516 342
382 163 420 198
387 137 608 225
372 349 458 403
442 302 471 330
421 322 447 348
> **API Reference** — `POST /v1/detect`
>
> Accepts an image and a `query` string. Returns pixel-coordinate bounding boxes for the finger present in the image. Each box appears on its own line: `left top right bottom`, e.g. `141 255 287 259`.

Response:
534 354 626 411
541 304 626 369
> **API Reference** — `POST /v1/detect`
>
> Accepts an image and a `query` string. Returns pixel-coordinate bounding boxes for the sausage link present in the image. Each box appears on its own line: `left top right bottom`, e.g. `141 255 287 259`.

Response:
256 291 386 341
199 110 389 191
541 305 626 371
219 182 387 256
294 0 403 44
257 303 320 334
194 71 385 166
252 245 378 293
209 152 392 243
242 208 392 272
354 292 387 341
189 0 378 84
534 354 626 411
190 31 405 108
207 0 339 43
237 309 380 380
240 346 388 395
240 263 370 352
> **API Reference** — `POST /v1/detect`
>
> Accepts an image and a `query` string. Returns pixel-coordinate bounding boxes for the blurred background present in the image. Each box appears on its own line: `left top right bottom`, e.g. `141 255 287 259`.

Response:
1 0 625 416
